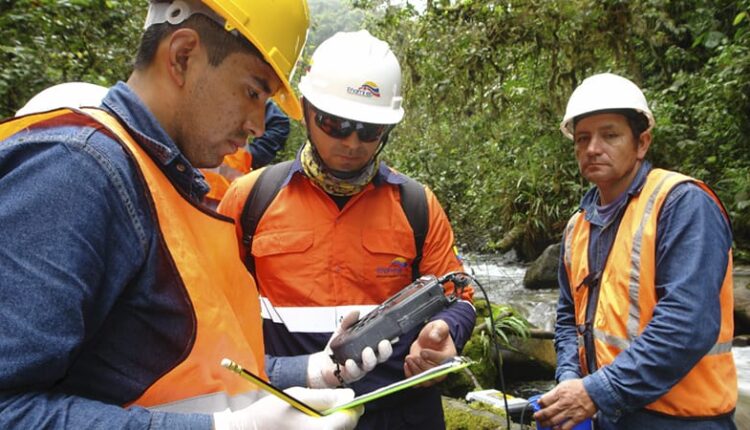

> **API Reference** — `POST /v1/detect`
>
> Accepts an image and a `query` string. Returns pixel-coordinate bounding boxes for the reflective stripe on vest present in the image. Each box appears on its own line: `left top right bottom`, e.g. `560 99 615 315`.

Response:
1 109 266 413
563 168 736 417
260 296 377 333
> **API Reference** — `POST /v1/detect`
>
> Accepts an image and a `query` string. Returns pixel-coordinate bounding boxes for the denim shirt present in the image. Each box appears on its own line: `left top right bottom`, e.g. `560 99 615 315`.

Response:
0 82 213 429
248 100 290 169
555 161 735 429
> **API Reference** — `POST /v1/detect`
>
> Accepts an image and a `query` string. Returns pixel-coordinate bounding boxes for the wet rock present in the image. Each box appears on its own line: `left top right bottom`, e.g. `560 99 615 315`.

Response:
442 396 508 429
735 267 750 335
505 336 557 376
523 243 560 290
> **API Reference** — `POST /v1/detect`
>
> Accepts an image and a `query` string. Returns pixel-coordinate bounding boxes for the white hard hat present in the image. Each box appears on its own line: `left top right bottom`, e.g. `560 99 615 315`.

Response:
298 30 404 125
16 82 108 117
560 73 654 140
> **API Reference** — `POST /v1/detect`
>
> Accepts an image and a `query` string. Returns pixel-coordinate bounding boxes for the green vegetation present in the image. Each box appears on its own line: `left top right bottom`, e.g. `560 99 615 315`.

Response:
0 0 144 116
352 0 750 260
475 302 531 348
442 300 532 396
443 396 508 430
3 0 748 261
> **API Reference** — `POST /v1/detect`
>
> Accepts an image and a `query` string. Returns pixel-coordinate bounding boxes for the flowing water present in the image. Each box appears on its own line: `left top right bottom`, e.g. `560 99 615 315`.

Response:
463 253 558 332
463 254 750 428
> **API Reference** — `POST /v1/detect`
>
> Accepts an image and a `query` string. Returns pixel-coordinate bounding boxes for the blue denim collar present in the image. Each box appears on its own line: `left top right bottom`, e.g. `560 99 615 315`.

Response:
101 82 209 201
580 160 652 226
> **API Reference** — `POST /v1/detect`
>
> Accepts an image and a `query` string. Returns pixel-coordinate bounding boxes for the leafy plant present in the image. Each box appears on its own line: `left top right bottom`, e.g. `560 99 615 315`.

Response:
473 302 531 351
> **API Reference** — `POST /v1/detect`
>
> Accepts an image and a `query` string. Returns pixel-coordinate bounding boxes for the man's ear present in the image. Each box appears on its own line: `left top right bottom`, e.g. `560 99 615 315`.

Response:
299 96 307 126
166 28 201 87
637 130 652 160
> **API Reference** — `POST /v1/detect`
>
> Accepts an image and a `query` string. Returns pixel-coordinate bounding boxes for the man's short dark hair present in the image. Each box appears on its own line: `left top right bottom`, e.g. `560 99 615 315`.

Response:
573 108 650 140
133 14 263 69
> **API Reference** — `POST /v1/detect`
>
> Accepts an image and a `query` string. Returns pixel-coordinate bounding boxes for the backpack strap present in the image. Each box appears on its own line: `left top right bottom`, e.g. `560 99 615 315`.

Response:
239 160 294 275
240 162 429 281
398 177 429 280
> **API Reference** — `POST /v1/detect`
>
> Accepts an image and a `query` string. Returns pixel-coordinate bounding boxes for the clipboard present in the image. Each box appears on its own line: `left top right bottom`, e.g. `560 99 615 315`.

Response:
221 356 474 416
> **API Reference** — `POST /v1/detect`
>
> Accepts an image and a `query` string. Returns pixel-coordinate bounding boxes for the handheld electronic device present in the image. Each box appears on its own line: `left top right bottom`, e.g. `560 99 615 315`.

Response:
329 274 458 364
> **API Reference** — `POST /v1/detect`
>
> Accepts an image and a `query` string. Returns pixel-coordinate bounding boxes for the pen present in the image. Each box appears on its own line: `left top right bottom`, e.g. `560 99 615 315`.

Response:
220 358 322 417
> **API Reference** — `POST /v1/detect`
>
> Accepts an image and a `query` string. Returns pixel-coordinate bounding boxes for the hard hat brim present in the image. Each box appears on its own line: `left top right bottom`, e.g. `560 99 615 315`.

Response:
301 89 404 125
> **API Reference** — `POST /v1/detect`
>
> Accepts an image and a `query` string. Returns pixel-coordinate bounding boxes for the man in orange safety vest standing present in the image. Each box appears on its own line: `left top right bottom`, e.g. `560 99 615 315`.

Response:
534 73 736 429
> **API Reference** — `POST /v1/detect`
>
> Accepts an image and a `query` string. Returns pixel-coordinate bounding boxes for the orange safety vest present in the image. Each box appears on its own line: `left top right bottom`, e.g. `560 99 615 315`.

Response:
562 168 736 417
203 150 253 203
1 109 266 412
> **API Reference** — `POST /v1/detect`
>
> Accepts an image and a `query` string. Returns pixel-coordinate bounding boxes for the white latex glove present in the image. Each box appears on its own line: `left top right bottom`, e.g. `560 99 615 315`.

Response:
307 310 393 388
213 386 362 430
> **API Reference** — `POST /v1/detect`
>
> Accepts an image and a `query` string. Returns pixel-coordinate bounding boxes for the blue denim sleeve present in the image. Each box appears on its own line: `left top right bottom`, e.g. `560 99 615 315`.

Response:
265 354 310 389
555 236 583 382
583 182 732 420
0 130 211 429
249 101 290 169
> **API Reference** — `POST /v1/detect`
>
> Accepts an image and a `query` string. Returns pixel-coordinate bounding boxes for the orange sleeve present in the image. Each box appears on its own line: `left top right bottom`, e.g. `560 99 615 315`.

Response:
420 186 474 302
223 150 253 175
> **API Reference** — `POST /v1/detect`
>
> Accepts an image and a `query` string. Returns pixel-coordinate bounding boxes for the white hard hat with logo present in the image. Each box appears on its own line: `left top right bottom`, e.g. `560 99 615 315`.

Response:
298 30 404 125
560 73 654 140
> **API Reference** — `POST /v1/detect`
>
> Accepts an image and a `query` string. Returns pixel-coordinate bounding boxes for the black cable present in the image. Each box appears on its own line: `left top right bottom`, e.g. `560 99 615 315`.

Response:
440 272 512 430
519 401 535 430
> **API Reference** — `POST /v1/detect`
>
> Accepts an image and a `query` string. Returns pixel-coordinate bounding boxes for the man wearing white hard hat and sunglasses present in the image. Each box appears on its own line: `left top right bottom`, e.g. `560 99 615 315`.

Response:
219 30 476 429
533 73 736 429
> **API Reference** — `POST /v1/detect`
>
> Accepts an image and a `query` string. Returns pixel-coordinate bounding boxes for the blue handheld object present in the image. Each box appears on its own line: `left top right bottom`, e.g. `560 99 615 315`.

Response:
527 395 593 430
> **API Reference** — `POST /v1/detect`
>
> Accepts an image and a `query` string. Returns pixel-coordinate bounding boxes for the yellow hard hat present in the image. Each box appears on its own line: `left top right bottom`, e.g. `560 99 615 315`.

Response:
146 0 309 119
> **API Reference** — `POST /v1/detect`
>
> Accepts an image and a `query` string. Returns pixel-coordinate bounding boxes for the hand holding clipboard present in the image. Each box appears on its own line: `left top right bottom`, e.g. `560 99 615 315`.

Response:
220 356 474 416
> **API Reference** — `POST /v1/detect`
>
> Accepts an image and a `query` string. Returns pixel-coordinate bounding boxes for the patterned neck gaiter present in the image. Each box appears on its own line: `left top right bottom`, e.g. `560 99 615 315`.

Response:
300 141 380 196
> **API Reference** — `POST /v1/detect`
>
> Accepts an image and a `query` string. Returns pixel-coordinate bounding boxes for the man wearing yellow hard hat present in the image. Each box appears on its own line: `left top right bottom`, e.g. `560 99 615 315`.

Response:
0 1 363 428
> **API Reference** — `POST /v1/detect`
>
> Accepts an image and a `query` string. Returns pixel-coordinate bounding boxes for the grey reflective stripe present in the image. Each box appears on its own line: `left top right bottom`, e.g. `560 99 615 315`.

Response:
259 296 377 333
593 328 631 351
564 212 580 269
626 172 677 339
577 335 584 349
707 340 733 355
595 327 732 358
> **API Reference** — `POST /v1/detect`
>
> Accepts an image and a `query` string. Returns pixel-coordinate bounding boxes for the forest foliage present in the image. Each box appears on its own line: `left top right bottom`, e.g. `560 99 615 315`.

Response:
2 0 749 261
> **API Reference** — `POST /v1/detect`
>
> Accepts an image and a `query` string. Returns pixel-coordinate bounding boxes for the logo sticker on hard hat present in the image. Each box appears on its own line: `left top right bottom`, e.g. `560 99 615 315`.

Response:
347 81 381 98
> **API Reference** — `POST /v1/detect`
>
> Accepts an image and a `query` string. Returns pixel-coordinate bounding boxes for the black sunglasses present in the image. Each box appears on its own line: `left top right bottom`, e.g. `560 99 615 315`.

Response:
311 105 389 143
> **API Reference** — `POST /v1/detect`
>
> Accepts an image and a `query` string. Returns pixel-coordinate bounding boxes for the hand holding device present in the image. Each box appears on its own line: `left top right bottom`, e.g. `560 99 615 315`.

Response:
308 310 393 388
329 275 455 365
404 319 458 387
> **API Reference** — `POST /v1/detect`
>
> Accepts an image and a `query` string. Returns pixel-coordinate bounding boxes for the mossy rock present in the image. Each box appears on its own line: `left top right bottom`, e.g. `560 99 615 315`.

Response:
443 396 508 430
442 331 498 397
443 299 529 396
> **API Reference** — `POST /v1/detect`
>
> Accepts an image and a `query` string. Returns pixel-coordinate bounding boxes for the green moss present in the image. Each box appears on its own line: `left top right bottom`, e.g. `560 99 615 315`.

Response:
443 397 507 430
